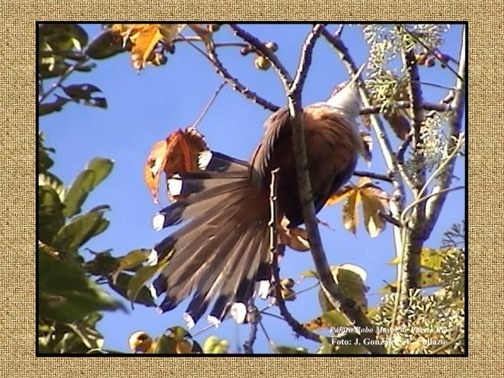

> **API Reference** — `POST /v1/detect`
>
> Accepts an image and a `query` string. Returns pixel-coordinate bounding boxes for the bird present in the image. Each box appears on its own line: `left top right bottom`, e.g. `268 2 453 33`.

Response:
149 72 366 328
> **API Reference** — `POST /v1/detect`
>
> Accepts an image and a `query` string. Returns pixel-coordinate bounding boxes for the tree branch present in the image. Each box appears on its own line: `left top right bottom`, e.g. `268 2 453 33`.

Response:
353 170 393 183
360 101 452 115
399 26 427 294
289 24 385 354
228 24 293 89
424 26 466 238
269 168 321 343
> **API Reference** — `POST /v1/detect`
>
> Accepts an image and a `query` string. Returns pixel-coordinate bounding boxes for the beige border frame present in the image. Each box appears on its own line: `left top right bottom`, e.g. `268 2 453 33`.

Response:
2 1 497 375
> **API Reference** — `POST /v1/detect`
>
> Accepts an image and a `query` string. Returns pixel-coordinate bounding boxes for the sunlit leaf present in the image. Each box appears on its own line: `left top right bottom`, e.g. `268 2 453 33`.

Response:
39 24 89 52
126 255 170 303
86 29 125 60
112 24 184 70
327 177 389 237
388 247 446 271
63 157 114 217
128 331 153 353
53 209 109 253
38 185 65 244
38 172 67 203
110 249 150 283
342 186 360 235
108 272 156 307
318 264 368 312
379 271 443 294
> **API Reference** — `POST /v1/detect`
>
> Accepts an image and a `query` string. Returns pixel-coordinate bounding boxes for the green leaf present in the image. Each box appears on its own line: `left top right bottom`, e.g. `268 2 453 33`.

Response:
108 272 156 307
38 133 55 172
39 95 72 116
379 271 443 294
126 256 169 303
38 252 125 323
110 249 150 283
38 172 67 202
38 185 65 244
300 269 318 279
39 24 89 51
63 157 114 218
53 209 109 253
85 29 125 60
63 83 102 102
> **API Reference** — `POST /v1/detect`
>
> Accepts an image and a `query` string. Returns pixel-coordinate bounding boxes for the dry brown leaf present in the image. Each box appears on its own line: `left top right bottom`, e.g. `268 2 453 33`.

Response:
278 217 310 252
144 127 207 203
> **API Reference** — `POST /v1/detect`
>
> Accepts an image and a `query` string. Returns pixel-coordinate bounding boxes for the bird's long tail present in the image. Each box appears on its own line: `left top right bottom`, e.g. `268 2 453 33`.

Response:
150 151 271 327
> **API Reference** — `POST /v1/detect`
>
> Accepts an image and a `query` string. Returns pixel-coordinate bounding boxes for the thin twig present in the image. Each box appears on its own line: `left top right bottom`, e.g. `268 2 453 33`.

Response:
335 24 345 38
38 60 88 104
192 82 226 128
289 24 326 96
353 170 393 183
243 305 259 354
179 33 280 112
258 320 275 350
396 134 413 163
228 24 293 89
359 101 451 115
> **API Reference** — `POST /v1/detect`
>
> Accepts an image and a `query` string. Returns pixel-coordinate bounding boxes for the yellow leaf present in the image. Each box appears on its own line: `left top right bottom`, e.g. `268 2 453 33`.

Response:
325 184 354 206
342 188 360 235
361 190 386 237
319 264 369 311
159 24 185 44
129 25 163 70
388 247 447 271
379 271 443 294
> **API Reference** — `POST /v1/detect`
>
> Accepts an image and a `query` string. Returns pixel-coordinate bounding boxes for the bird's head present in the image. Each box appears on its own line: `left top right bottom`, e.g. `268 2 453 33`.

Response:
325 64 365 119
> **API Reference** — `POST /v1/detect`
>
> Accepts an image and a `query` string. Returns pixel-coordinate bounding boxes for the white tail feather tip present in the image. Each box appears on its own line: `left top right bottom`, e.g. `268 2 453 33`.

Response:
207 315 221 328
167 174 182 196
147 249 159 266
230 302 247 324
257 280 271 299
198 150 213 170
152 213 165 231
183 313 195 329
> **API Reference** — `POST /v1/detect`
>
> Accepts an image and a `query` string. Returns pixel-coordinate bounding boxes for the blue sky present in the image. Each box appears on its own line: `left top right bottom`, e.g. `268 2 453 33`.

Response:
40 23 465 353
